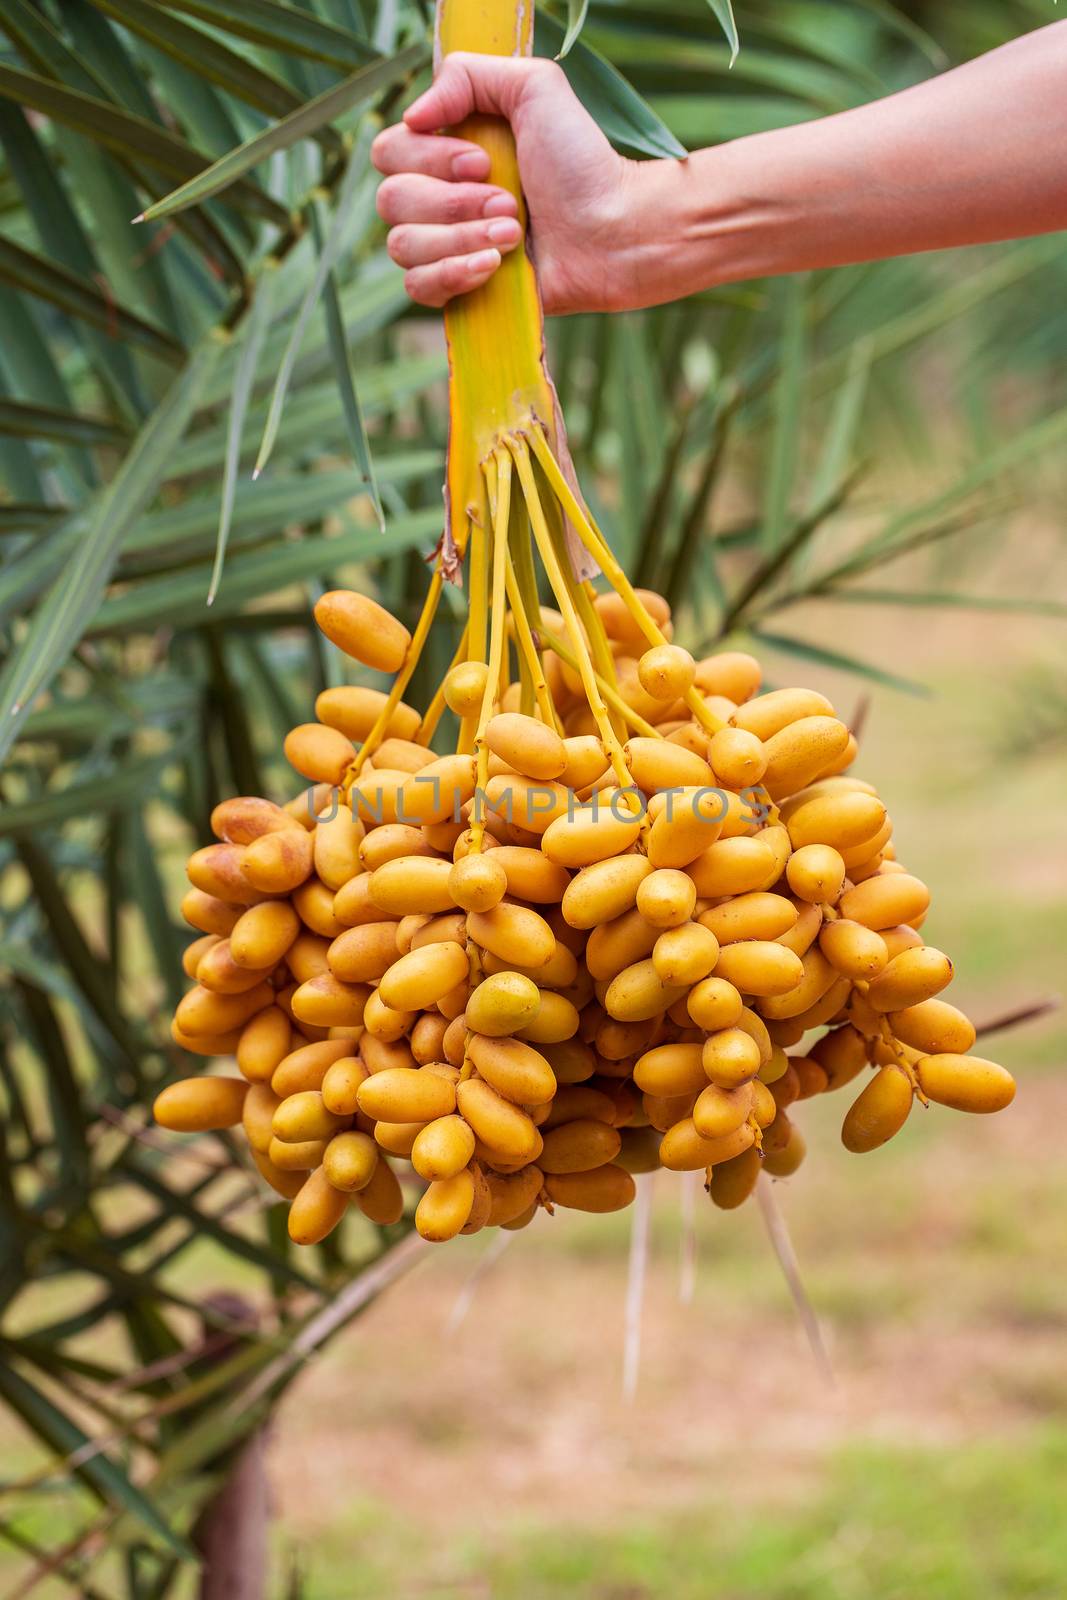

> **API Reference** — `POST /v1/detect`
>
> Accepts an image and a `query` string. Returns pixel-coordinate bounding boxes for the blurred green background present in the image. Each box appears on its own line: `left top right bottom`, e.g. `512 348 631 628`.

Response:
0 0 1064 1595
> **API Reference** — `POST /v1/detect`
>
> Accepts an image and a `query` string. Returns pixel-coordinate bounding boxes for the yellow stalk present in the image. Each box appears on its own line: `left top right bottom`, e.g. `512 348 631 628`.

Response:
438 0 562 564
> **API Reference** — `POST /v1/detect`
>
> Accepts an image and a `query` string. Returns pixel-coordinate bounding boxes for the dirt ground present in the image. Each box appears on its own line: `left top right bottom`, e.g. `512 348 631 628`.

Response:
275 1076 1067 1526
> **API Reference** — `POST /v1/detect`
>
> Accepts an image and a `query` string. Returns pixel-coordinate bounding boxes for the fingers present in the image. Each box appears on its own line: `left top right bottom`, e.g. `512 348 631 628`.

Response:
377 172 518 227
371 123 490 183
373 54 558 310
376 169 521 305
387 215 522 269
404 54 563 133
403 249 502 309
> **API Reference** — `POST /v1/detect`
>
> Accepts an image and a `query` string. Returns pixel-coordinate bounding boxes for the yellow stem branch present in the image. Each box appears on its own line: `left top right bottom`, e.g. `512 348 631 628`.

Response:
566 551 627 745
416 618 470 747
509 435 634 795
468 512 489 662
504 552 559 729
537 625 658 738
470 449 511 854
527 424 726 737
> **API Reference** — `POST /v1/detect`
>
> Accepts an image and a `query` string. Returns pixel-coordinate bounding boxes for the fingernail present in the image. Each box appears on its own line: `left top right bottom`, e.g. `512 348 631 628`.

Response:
452 150 489 179
483 191 518 218
487 218 520 245
468 249 500 274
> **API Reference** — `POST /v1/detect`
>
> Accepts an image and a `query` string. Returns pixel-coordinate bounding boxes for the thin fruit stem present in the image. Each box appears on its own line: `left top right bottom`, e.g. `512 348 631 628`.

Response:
458 503 490 756
509 435 633 795
564 557 626 744
508 506 563 730
416 619 470 747
878 1019 925 1101
468 508 489 667
536 625 658 738
504 552 559 729
528 424 725 737
470 449 512 856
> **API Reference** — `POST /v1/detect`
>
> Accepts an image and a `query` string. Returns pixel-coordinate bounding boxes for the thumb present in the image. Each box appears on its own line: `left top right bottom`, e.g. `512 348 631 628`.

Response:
404 53 556 132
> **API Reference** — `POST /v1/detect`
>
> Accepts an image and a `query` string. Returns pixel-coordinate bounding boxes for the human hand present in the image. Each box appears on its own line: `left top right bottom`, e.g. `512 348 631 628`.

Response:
372 54 648 315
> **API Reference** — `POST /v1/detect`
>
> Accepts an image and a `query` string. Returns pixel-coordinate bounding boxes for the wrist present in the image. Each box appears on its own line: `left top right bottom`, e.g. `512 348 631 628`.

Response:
605 158 689 311
607 139 800 310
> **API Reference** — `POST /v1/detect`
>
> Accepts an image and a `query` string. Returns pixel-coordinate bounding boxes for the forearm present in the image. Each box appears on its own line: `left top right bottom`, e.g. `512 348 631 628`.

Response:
624 21 1067 307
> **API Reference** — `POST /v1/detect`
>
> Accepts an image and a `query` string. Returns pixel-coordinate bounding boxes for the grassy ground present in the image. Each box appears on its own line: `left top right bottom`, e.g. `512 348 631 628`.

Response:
1 565 1064 1598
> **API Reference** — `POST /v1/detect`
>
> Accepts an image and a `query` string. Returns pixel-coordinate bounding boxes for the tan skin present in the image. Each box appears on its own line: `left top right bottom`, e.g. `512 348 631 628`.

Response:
372 24 1067 314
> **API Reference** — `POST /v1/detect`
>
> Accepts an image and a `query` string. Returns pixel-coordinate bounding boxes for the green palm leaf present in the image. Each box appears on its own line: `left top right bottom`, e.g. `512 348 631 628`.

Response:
0 62 289 227
138 41 426 221
0 1362 196 1561
0 341 220 762
157 0 378 69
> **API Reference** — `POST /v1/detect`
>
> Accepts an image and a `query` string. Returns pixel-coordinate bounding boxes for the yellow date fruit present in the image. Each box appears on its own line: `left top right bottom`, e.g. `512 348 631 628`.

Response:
486 713 567 781
889 999 976 1056
701 1028 762 1090
544 1165 636 1213
154 1076 248 1132
713 942 805 999
915 1054 1015 1114
416 1170 476 1242
818 918 889 980
467 1033 557 1105
786 843 846 905
636 868 697 930
841 1065 913 1153
866 946 953 1012
379 942 470 1011
539 1119 622 1174
288 1167 349 1245
357 1067 457 1124
322 1130 379 1192
708 1146 762 1209
314 589 410 673
411 1115 477 1181
838 872 931 931
652 922 720 986
230 901 300 970
468 903 555 970
283 724 356 787
316 685 420 744
456 1078 540 1163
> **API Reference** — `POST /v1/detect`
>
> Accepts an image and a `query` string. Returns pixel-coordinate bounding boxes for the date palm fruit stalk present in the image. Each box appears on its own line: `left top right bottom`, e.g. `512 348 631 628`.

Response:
153 0 1015 1243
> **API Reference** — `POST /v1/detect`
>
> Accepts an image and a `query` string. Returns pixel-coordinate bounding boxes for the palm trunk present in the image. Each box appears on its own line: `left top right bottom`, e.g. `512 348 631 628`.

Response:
195 1431 270 1600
